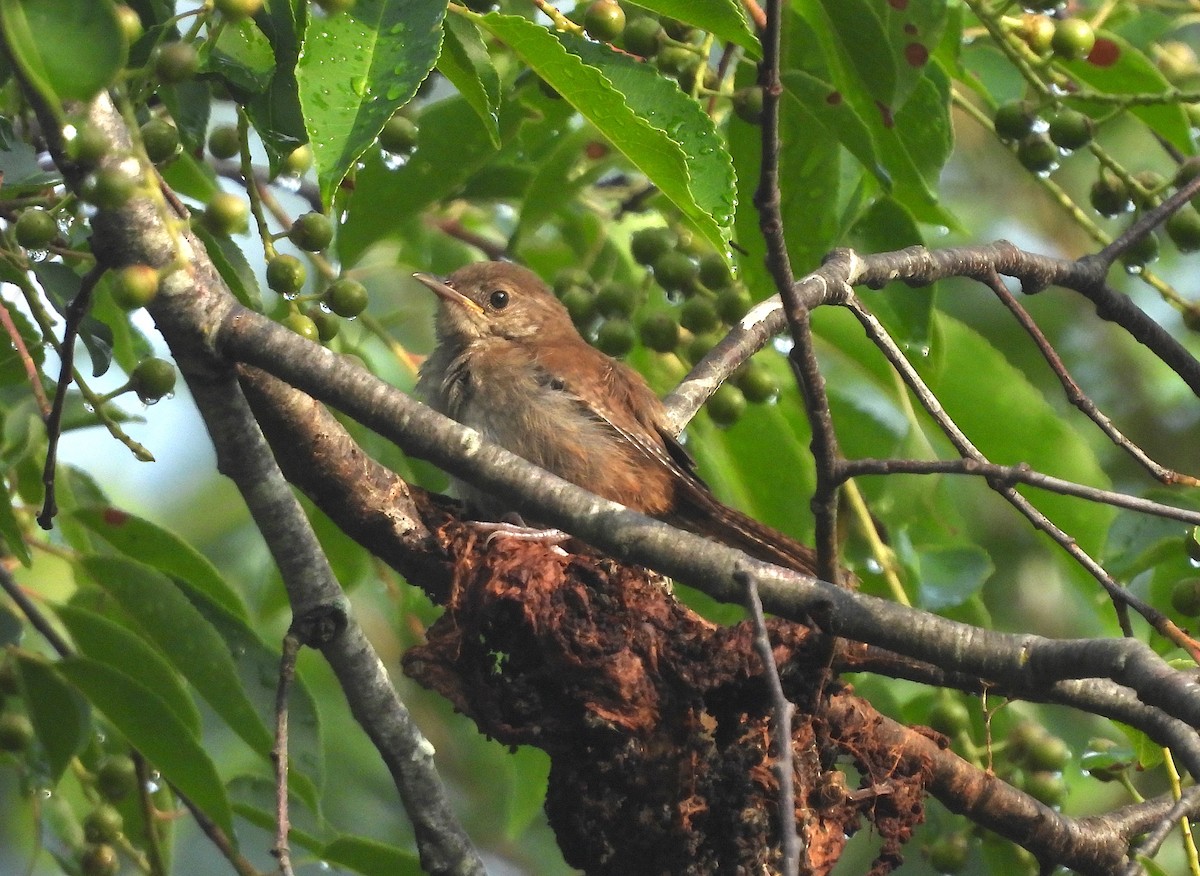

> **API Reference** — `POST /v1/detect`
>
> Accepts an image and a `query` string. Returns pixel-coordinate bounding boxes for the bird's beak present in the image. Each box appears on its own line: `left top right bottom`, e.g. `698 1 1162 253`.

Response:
413 272 485 315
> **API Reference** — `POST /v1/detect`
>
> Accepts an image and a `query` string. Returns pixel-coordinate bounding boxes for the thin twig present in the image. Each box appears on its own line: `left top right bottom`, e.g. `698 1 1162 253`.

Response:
739 569 799 874
39 262 105 529
0 298 50 418
272 632 301 876
843 292 1200 658
0 561 72 656
841 458 1200 525
981 270 1198 487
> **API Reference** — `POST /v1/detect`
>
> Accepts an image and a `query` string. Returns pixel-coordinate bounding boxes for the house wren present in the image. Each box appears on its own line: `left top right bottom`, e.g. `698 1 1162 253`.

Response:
414 261 821 578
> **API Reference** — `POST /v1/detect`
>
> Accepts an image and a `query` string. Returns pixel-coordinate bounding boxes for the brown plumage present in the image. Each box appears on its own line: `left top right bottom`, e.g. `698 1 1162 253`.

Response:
415 261 820 578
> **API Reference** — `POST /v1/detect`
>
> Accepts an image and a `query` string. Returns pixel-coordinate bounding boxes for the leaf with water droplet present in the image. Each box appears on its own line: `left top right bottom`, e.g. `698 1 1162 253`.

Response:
297 0 447 207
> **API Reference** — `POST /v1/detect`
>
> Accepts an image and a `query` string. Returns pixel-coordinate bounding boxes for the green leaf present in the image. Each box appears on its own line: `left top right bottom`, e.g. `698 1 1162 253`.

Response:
564 35 737 253
781 69 888 190
1063 31 1194 157
79 556 273 758
172 576 323 810
0 476 30 565
786 4 955 226
54 603 202 737
0 0 126 104
15 653 90 782
477 13 732 252
193 224 266 312
159 149 221 203
924 313 1114 557
297 0 446 205
338 94 545 263
320 836 423 875
73 506 247 619
437 15 500 147
57 657 235 838
814 0 896 106
33 262 115 378
896 530 995 610
158 79 212 156
845 197 934 346
245 0 308 168
199 17 276 97
630 0 760 59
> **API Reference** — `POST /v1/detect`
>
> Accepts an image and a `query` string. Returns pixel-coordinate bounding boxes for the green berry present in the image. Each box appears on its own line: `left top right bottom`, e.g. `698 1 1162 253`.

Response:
1166 208 1200 253
1120 232 1159 269
1171 577 1200 615
706 383 746 427
1026 734 1070 772
698 252 733 289
927 834 970 874
207 124 241 160
1089 171 1130 217
0 712 33 752
1185 526 1200 562
630 227 675 266
288 212 334 252
685 331 721 365
1016 133 1056 173
324 278 368 317
129 358 177 403
621 17 663 57
927 696 971 736
80 844 119 876
560 286 596 326
281 144 313 176
661 18 697 41
584 1 625 43
114 5 143 44
735 361 779 403
553 268 595 295
732 87 764 125
653 251 698 292
111 264 160 310
1022 14 1056 54
283 312 320 341
1047 108 1093 151
202 191 249 236
1022 770 1066 807
1132 171 1166 209
595 282 639 317
680 297 720 334
83 166 138 210
639 311 680 353
141 118 180 164
267 255 307 295
154 42 199 84
83 805 124 844
595 318 635 357
1051 18 1096 61
379 115 418 154
67 124 110 168
0 660 18 696
306 307 340 342
716 287 753 324
215 0 263 20
96 755 138 801
656 45 699 77
992 100 1036 143
14 208 58 248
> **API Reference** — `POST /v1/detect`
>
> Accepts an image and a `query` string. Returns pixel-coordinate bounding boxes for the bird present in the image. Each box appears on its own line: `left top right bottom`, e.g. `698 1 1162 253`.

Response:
414 261 822 578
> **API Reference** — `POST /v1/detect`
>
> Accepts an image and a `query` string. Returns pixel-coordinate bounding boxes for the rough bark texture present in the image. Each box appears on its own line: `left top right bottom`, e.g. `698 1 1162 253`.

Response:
403 524 932 875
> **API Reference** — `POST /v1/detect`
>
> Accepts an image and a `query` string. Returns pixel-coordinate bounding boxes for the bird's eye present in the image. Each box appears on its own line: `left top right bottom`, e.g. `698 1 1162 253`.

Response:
488 289 510 309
